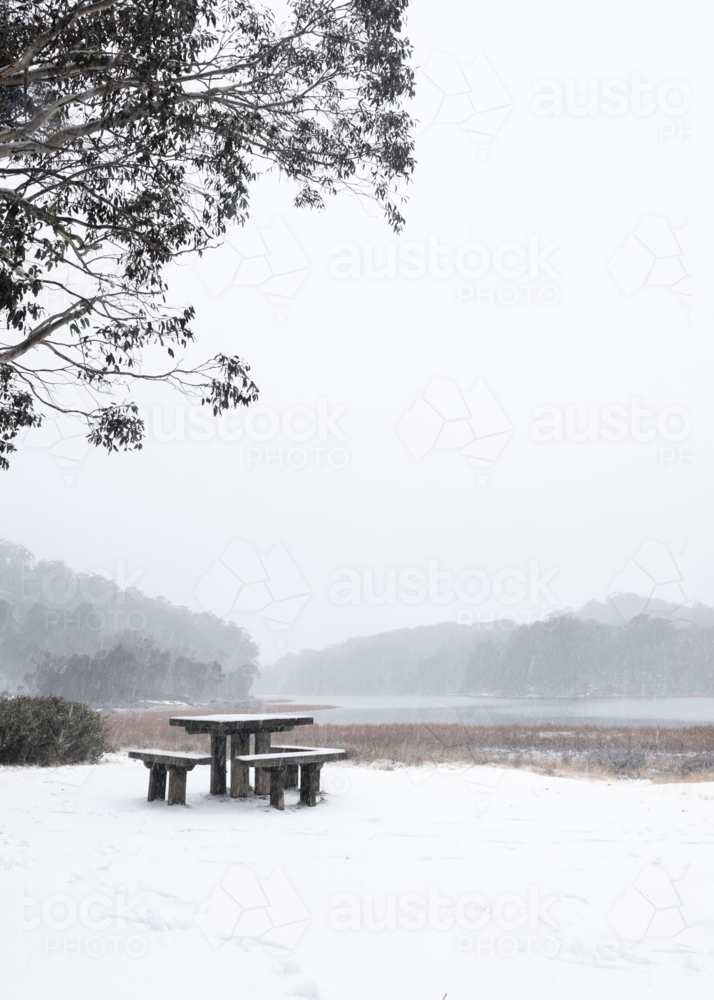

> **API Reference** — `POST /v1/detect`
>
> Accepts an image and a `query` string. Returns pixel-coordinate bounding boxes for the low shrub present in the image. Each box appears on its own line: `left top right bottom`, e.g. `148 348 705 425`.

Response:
0 695 110 765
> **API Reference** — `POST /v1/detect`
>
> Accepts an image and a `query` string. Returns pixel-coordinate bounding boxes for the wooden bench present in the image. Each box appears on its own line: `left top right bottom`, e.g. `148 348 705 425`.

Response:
234 748 346 810
230 744 323 797
269 746 318 790
128 750 212 806
229 743 326 797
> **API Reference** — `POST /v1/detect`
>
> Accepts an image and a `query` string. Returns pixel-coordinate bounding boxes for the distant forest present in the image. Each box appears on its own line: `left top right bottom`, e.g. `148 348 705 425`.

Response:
0 540 258 706
258 600 714 698
5 538 714 703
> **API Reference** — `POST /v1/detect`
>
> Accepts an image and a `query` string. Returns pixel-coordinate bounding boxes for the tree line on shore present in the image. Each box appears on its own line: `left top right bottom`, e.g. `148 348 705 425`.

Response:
0 540 258 706
258 604 714 697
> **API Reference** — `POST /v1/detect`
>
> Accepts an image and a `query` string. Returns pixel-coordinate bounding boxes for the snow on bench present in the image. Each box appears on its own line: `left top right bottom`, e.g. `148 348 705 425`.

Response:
128 750 212 806
234 747 347 810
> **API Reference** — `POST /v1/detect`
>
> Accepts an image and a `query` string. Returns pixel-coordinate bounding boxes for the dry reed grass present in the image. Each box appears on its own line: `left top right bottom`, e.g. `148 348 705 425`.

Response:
106 710 714 781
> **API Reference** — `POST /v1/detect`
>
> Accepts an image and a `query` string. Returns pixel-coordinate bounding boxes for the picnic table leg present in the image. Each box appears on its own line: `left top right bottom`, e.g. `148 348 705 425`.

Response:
285 764 299 789
210 732 227 795
254 731 271 796
269 767 286 810
167 766 189 806
300 763 322 807
147 762 167 802
230 733 251 798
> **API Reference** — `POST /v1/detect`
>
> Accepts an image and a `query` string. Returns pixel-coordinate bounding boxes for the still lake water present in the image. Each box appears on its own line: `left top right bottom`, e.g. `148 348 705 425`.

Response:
264 694 714 728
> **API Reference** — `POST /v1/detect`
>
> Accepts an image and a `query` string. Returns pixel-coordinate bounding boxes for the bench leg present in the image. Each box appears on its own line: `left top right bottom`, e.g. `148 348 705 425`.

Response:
167 766 189 806
230 733 251 798
285 764 299 790
210 732 227 795
147 763 167 802
300 763 322 807
270 768 286 810
254 731 271 796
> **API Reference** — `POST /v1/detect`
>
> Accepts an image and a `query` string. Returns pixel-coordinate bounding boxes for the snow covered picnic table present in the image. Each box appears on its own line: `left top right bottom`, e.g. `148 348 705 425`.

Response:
168 713 315 797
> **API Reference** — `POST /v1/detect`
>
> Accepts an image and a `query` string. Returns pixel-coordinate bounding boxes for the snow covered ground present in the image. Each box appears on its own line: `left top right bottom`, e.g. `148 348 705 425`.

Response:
2 757 713 999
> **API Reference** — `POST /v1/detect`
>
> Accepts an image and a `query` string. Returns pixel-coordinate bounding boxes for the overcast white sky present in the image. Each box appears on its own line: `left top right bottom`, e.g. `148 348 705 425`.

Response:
2 0 707 663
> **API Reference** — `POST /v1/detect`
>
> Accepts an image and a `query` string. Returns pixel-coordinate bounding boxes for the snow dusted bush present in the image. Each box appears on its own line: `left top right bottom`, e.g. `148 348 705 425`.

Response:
0 695 109 765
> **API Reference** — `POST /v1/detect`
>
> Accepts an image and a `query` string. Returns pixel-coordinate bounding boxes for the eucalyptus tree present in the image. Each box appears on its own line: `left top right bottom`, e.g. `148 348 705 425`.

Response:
0 0 414 467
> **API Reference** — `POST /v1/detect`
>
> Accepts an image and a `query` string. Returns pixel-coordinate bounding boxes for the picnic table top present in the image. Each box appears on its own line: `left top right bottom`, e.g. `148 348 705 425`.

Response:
168 712 314 731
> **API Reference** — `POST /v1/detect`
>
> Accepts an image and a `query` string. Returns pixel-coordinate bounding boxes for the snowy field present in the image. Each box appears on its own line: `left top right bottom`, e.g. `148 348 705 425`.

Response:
2 757 713 999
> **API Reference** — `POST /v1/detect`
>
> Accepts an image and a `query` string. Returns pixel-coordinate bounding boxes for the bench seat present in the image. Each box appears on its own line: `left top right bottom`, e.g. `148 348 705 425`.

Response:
234 748 346 809
128 749 212 805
